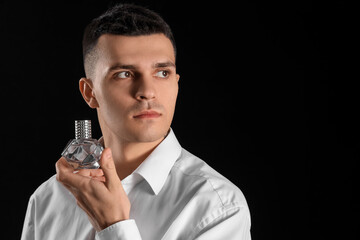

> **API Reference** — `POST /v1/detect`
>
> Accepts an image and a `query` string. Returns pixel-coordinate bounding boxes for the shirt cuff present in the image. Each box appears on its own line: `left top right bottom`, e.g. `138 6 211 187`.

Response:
95 219 142 240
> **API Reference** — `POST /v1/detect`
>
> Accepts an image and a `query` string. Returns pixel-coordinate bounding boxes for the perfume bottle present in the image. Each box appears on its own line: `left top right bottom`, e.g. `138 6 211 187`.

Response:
61 120 104 169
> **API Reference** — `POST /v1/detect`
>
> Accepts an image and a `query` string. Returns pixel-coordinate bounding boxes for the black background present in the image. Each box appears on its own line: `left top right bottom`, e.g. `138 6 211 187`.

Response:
0 0 357 239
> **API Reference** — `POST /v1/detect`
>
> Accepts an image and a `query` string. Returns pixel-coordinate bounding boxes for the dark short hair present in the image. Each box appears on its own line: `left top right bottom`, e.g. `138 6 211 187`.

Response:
82 3 176 78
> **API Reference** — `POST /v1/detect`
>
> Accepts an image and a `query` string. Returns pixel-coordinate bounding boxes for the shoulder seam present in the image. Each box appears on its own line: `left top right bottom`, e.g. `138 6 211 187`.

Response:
207 178 225 206
172 163 226 206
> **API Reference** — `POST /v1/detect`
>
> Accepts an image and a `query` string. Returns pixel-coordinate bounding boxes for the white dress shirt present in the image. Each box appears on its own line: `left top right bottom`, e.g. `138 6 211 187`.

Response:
21 129 251 240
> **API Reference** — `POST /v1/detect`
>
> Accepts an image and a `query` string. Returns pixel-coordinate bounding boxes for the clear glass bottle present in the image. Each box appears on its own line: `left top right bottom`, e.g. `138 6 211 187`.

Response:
61 120 103 169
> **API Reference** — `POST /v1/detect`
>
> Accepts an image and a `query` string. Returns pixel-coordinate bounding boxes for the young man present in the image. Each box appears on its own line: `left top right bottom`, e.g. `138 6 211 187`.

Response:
21 4 251 240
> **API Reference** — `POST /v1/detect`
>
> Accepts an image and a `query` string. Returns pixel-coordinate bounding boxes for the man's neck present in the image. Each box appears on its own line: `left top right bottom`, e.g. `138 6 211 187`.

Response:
101 134 164 180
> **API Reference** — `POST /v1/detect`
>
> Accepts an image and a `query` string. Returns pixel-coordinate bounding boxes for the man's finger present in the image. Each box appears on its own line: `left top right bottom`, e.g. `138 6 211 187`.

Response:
55 157 90 189
90 176 106 182
77 169 104 178
99 148 121 189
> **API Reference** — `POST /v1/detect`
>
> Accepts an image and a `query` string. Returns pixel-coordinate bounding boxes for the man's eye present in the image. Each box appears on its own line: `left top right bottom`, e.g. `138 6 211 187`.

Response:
116 71 131 79
155 70 169 78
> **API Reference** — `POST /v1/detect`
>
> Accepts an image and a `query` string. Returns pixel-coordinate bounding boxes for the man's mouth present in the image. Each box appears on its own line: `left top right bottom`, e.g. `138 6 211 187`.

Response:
133 110 161 119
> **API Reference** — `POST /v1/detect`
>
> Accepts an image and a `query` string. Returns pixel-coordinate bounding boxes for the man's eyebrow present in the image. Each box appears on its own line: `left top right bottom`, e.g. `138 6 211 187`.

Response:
108 64 137 72
153 61 176 68
106 61 176 75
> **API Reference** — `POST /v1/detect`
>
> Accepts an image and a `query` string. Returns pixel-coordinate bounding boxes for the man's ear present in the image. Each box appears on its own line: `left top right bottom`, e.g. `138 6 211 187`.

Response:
79 78 99 108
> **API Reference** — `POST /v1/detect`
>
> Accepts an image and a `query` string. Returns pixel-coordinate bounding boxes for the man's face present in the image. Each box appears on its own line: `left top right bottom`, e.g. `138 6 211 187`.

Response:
90 33 179 143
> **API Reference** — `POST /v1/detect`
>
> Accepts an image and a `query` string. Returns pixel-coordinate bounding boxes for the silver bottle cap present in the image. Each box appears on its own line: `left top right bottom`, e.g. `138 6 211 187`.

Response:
75 120 92 139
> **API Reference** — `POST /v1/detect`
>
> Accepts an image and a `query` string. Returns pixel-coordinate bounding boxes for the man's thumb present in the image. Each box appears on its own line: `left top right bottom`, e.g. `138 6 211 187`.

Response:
100 148 119 188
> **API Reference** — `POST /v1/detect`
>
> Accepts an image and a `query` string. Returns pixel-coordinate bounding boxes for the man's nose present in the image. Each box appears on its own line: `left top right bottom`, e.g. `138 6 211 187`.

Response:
134 75 156 101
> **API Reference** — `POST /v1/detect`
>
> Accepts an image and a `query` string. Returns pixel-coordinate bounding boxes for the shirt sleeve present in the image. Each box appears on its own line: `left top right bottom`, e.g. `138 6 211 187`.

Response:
21 195 35 240
95 219 142 240
192 203 251 240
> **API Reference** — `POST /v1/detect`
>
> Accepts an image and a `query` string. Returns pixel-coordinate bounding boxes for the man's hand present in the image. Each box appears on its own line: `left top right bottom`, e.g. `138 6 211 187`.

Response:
56 148 130 231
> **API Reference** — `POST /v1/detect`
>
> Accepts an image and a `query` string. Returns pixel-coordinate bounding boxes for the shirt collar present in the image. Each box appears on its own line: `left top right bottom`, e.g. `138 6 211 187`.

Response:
99 129 182 195
132 128 182 195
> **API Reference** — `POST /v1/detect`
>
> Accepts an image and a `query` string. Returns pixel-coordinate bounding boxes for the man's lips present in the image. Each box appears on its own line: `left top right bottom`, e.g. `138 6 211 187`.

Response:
133 110 161 119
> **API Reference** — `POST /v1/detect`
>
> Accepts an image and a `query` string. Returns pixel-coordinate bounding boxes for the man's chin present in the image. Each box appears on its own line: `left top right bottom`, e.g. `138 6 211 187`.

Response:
126 126 168 143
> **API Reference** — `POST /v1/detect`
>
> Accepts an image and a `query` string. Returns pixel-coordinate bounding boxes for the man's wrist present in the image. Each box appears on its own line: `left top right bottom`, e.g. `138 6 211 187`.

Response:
101 216 130 231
